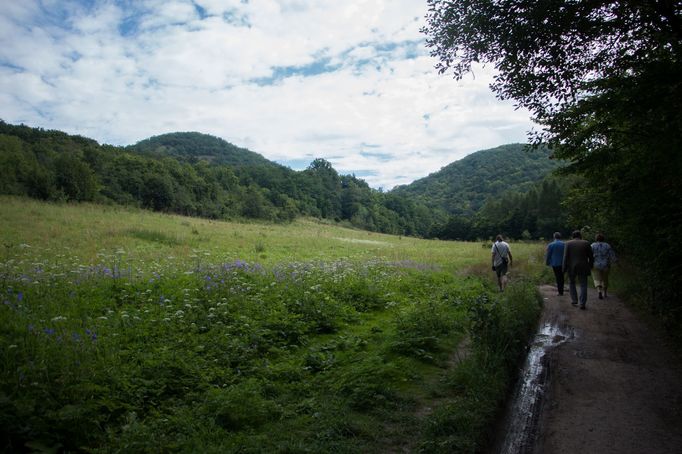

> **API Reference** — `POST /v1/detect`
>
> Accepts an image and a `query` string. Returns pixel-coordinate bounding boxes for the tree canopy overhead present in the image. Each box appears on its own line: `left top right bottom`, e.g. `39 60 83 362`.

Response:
423 0 682 121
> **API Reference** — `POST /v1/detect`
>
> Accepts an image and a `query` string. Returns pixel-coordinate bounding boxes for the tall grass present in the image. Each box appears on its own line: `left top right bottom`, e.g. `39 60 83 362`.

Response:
0 196 544 452
420 280 543 452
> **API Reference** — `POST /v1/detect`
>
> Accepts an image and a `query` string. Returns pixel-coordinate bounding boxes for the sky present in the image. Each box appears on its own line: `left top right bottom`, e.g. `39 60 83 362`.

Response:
0 0 535 189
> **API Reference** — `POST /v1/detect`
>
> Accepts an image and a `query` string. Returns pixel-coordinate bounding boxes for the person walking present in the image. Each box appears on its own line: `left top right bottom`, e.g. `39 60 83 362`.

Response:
563 230 594 309
546 232 566 295
491 234 513 292
591 233 617 299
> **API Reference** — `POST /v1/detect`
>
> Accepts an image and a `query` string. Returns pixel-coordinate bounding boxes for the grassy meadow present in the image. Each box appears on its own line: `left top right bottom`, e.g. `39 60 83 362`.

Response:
1 196 545 453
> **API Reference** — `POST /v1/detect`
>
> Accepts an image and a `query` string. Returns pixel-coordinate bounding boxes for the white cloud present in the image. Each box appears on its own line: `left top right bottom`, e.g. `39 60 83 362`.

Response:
0 0 534 189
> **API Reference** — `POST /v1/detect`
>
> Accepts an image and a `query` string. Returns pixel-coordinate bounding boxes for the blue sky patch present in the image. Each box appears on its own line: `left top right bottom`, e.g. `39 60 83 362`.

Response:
360 150 393 162
193 2 209 20
252 57 342 86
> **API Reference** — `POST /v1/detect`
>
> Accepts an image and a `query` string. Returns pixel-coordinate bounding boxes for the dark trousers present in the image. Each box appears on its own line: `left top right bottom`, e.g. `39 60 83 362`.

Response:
568 273 589 307
552 266 565 295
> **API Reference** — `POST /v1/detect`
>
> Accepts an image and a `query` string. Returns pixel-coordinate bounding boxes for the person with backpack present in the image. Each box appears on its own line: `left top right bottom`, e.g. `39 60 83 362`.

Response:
491 234 513 292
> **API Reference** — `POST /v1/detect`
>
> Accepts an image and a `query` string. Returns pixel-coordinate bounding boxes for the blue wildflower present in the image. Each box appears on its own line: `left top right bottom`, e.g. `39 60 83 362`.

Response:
17 291 23 302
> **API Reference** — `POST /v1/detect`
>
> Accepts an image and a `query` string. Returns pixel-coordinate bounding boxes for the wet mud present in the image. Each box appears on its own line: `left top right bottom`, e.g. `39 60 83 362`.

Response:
491 284 682 454
495 321 575 454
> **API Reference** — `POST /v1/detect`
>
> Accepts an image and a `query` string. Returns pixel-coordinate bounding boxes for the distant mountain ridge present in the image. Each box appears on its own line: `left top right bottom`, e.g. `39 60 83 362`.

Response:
391 143 561 216
128 131 279 168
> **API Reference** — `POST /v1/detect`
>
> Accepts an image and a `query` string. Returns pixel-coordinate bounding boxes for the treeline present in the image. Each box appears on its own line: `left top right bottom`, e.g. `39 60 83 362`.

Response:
0 121 574 241
0 121 448 237
432 176 576 241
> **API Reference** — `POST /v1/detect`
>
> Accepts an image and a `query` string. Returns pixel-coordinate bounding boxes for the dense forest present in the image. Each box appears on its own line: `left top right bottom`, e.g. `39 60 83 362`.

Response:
393 144 561 215
0 120 568 239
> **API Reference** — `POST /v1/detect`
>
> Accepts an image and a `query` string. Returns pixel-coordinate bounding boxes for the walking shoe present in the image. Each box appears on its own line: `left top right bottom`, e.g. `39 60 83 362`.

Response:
571 301 578 306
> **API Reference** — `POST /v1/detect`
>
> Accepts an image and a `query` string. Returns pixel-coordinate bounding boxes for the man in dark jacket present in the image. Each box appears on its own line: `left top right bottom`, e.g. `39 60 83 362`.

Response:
563 230 594 309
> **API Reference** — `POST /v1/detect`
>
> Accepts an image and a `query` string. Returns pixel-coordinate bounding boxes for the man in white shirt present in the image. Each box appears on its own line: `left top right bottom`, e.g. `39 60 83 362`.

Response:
491 234 513 292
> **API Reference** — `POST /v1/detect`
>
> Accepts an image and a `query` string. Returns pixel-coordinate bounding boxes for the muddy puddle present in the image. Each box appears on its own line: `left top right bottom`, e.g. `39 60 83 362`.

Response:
496 321 575 454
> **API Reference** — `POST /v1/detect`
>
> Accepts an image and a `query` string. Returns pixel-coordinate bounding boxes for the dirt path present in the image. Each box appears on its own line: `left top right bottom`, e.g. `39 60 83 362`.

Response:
533 285 682 454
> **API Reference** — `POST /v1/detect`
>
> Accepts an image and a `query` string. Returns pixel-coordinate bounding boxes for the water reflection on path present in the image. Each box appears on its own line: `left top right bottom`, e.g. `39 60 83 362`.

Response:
499 322 575 454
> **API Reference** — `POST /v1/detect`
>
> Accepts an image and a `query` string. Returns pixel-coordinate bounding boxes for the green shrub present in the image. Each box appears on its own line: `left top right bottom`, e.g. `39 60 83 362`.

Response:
419 280 542 452
390 299 463 358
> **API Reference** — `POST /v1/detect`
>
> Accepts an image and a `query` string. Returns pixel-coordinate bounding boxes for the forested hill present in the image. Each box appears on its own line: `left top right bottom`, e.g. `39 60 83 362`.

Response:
0 120 444 236
0 120 568 239
392 144 561 216
128 132 278 167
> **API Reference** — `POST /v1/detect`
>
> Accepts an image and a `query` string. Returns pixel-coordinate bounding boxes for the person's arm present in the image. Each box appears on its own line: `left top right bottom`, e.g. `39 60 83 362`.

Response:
508 247 513 266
